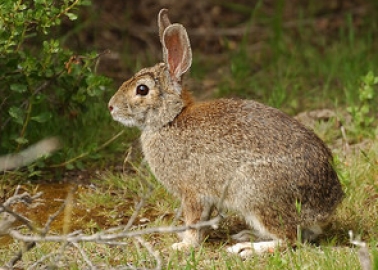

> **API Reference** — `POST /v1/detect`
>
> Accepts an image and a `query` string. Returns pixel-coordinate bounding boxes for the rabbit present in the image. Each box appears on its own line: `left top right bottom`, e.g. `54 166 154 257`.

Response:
108 9 344 257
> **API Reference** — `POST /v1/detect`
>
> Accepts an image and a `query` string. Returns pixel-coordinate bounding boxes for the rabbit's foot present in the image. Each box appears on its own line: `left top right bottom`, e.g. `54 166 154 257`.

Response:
171 241 197 250
171 233 200 250
227 240 281 258
172 228 202 250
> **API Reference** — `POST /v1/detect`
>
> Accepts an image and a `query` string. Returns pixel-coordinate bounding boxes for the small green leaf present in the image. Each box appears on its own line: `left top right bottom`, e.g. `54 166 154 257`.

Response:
31 112 52 123
346 106 353 113
15 137 29 144
66 163 75 170
75 160 84 170
9 106 25 124
28 169 42 178
19 4 27 10
66 13 78 21
73 91 86 103
10 83 27 93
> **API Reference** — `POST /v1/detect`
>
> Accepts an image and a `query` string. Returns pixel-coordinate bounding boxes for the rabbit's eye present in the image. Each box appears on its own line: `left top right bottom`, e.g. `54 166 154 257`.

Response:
136 84 149 96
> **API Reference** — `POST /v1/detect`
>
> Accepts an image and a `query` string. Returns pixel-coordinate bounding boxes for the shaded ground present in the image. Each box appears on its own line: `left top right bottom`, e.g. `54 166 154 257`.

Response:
65 0 374 87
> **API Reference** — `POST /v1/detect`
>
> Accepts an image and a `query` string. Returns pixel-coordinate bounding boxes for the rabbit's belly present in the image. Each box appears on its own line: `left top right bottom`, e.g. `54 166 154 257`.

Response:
148 151 235 196
142 144 278 202
144 132 276 192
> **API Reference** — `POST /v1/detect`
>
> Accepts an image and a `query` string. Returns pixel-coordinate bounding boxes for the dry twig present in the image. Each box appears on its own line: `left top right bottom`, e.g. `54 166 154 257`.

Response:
0 137 61 171
349 230 372 270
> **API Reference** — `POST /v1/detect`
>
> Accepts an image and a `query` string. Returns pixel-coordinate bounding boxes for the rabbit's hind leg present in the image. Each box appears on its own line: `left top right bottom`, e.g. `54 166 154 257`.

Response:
227 212 283 257
227 223 323 257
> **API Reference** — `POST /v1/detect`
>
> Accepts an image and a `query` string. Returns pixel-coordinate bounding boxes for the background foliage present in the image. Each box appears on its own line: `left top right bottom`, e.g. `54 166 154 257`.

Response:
0 0 113 171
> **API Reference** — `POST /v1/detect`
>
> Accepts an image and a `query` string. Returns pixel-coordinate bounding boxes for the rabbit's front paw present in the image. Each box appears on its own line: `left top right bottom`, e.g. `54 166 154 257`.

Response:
171 241 195 250
172 228 201 250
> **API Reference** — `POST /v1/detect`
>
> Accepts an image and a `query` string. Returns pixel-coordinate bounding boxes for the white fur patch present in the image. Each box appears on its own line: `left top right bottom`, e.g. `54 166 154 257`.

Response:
171 241 193 250
227 240 281 257
112 113 137 127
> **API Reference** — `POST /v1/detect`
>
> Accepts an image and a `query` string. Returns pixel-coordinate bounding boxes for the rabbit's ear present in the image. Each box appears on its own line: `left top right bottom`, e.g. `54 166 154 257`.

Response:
162 24 192 82
158 9 171 44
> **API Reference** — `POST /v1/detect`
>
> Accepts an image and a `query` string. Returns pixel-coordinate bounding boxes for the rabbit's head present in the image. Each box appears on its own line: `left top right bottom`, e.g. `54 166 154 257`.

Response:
108 9 192 131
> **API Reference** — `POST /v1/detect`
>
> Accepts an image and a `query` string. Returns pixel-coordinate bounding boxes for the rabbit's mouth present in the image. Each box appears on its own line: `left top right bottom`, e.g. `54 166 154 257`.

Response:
109 100 139 127
111 113 137 127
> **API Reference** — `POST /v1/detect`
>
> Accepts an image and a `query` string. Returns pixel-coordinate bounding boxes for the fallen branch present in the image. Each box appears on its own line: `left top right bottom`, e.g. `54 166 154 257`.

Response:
9 216 221 244
0 137 61 171
0 188 43 234
1 187 69 269
349 230 372 270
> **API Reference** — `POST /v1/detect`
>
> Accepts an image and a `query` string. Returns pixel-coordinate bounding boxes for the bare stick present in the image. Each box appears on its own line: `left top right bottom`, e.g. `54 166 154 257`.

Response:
124 189 153 232
9 216 221 244
2 191 42 208
135 236 163 270
1 204 35 232
72 242 95 269
6 242 36 268
28 251 55 270
1 190 42 268
51 241 71 269
0 191 43 233
0 137 61 171
122 145 133 174
349 231 372 270
5 187 75 268
0 213 16 236
41 198 67 235
340 125 350 153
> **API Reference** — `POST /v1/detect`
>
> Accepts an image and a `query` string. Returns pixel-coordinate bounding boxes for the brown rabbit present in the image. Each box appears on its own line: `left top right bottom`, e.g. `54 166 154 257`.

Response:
108 9 344 256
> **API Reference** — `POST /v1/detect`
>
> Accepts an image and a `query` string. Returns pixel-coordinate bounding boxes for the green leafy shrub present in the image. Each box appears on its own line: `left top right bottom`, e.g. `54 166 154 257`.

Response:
347 71 378 137
0 1 112 159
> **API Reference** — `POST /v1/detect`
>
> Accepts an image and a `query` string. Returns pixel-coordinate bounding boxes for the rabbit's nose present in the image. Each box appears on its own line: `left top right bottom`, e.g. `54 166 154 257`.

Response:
109 105 114 112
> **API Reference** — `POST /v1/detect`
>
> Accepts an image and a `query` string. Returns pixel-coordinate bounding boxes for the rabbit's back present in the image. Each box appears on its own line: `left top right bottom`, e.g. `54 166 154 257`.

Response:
143 98 332 166
141 97 343 230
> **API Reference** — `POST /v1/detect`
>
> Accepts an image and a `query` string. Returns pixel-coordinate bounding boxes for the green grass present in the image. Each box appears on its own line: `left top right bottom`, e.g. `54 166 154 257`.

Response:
217 27 378 115
214 2 378 118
